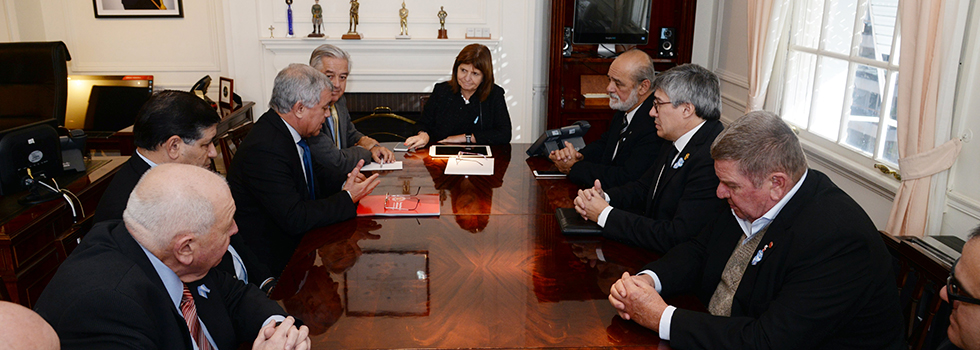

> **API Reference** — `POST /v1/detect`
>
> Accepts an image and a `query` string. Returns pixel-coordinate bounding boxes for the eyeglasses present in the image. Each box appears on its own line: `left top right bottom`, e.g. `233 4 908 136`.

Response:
384 187 421 211
653 100 673 113
454 151 487 166
947 259 980 305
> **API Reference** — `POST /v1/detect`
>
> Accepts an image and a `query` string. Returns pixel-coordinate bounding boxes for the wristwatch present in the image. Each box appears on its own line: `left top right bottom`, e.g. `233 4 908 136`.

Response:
465 134 472 144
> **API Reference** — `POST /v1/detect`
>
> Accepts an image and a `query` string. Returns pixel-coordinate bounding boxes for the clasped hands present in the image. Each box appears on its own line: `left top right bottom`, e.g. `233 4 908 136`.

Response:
252 316 310 350
608 272 668 332
548 141 583 173
573 179 610 222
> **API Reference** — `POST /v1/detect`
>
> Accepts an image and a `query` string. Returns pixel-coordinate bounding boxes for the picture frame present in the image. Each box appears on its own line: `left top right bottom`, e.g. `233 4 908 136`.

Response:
93 0 184 18
218 77 234 108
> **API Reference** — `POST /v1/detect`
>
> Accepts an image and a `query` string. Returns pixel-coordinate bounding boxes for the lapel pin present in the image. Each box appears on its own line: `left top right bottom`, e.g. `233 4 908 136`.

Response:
751 241 773 266
198 284 211 299
672 153 689 169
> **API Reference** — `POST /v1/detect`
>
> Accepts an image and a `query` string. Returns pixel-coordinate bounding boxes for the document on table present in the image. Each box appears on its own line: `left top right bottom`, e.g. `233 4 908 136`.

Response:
444 157 494 175
360 161 403 171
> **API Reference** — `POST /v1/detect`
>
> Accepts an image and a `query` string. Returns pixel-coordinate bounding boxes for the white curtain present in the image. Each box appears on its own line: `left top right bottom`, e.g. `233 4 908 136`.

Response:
745 0 790 112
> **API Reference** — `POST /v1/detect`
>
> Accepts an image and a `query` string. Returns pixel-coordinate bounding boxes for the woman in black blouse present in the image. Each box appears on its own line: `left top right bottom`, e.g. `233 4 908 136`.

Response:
403 43 512 147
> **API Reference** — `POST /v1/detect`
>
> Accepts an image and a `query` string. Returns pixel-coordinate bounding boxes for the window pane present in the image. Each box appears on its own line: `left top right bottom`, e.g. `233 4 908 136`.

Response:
823 0 858 55
842 65 885 156
880 73 899 163
791 0 825 49
781 51 817 127
865 0 899 63
809 57 848 141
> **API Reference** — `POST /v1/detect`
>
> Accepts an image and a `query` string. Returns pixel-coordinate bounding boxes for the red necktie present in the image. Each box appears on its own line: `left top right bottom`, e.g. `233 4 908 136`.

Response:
180 285 213 350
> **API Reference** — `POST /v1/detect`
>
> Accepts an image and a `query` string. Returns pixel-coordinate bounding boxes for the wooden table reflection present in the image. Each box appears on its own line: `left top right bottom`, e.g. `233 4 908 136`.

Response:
271 144 684 349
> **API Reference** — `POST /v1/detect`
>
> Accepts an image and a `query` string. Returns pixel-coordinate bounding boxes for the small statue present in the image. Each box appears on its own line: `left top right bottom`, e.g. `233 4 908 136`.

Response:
437 6 448 39
343 0 362 39
397 1 410 39
268 25 275 38
309 0 324 37
285 0 294 37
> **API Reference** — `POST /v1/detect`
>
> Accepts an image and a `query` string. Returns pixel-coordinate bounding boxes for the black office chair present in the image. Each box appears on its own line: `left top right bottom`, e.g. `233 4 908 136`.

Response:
0 41 72 130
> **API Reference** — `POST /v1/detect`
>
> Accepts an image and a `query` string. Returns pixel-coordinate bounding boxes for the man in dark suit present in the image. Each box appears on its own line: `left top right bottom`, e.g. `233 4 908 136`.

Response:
608 111 906 350
89 91 272 291
939 225 980 350
308 44 394 172
35 164 311 349
227 63 380 283
574 64 728 254
549 49 664 189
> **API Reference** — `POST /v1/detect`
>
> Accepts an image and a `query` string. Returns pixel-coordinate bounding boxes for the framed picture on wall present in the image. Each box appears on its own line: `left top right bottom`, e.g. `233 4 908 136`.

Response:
93 0 184 18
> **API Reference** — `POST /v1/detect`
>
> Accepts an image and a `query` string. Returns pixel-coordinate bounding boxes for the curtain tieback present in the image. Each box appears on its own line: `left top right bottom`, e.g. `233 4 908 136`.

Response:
897 138 962 181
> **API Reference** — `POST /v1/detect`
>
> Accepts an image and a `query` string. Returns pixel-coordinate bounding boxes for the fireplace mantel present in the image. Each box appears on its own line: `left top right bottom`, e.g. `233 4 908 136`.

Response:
260 38 502 93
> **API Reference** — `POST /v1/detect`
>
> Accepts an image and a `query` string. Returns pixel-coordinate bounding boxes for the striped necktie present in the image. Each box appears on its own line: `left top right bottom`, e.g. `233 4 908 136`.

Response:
180 285 212 350
329 105 341 149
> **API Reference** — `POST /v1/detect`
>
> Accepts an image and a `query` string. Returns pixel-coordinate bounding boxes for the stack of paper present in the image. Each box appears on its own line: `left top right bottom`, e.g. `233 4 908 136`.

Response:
444 158 494 175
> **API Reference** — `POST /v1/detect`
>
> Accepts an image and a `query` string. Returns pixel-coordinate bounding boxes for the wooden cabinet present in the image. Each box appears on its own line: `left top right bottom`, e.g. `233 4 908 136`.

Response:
546 0 698 143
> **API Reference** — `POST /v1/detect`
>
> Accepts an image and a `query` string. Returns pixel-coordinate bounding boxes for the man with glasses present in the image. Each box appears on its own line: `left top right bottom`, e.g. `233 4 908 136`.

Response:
573 64 728 254
549 49 664 189
940 225 980 350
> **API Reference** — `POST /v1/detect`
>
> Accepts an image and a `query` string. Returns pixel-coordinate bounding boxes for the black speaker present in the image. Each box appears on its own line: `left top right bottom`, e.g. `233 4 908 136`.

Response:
563 27 573 57
657 27 676 58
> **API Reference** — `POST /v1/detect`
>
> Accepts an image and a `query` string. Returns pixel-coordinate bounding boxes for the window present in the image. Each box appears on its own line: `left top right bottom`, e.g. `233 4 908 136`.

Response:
779 0 900 166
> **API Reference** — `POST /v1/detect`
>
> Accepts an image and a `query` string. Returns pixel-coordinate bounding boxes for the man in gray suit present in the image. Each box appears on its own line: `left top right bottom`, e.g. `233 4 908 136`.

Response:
308 44 394 172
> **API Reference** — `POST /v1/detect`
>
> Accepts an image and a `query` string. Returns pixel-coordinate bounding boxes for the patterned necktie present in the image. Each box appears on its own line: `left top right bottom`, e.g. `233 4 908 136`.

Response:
297 139 316 200
612 117 630 161
329 105 341 149
180 285 212 350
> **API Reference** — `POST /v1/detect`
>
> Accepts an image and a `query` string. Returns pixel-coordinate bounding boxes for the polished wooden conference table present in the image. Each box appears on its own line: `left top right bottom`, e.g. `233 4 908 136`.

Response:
269 143 695 349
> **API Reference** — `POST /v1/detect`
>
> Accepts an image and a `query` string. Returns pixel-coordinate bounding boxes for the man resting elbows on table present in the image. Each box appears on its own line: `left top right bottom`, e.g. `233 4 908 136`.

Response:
608 111 906 350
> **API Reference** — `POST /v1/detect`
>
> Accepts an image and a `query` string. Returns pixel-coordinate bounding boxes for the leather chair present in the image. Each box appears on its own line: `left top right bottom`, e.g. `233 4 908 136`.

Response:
216 121 254 174
0 41 71 130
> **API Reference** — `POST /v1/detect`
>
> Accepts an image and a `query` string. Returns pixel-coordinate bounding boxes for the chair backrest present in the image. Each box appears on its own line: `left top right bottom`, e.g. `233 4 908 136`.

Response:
216 121 254 174
0 41 71 128
881 231 953 350
352 106 418 142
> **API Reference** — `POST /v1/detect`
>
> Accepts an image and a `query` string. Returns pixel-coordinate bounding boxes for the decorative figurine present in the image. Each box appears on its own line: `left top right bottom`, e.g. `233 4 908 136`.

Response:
397 1 410 39
343 0 362 39
268 25 275 38
309 0 325 37
285 0 294 37
437 6 448 39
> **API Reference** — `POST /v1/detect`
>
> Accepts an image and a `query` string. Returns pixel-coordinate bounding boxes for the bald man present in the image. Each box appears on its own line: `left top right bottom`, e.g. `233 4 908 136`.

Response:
0 301 59 350
35 164 309 350
549 49 665 189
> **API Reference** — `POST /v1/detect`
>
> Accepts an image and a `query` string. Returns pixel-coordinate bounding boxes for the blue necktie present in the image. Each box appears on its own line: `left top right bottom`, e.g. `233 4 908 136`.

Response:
297 139 316 200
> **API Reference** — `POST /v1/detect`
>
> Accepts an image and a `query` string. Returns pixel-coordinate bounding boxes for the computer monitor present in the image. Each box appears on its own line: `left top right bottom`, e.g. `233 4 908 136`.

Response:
64 75 153 131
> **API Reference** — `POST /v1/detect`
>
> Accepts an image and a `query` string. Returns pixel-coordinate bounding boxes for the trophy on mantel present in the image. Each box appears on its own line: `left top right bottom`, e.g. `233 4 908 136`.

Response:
437 6 448 39
396 1 410 39
285 0 295 37
343 0 363 40
309 0 325 38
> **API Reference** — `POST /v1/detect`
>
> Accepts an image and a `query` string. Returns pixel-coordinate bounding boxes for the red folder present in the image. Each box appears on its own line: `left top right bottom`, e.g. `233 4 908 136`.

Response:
356 194 441 217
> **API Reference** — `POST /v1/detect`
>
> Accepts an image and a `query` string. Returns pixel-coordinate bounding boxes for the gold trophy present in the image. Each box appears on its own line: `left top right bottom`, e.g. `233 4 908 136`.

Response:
437 6 448 39
396 1 410 39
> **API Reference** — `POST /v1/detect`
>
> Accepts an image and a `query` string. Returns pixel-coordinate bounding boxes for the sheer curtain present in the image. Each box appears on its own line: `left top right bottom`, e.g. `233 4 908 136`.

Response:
884 0 963 237
745 0 789 112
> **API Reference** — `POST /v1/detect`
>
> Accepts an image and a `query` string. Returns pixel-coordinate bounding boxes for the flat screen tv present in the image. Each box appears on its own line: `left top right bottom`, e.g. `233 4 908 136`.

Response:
64 75 153 130
572 0 653 45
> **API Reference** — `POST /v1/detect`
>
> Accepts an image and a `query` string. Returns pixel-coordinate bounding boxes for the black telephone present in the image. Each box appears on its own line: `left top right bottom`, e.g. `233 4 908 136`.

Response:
525 120 591 157
190 75 217 108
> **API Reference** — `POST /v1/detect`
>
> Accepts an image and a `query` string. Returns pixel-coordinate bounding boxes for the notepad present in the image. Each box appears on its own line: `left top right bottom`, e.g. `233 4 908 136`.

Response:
360 161 403 171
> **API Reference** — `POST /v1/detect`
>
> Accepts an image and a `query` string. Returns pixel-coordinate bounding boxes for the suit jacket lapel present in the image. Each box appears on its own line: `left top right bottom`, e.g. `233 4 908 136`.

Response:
603 111 627 162
110 223 195 349
650 120 720 204
730 170 819 315
263 113 312 196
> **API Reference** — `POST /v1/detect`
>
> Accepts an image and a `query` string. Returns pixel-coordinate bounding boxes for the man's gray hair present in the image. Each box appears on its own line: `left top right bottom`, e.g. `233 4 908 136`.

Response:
309 44 352 71
623 49 656 87
122 169 216 252
711 110 808 187
654 63 721 121
269 63 333 114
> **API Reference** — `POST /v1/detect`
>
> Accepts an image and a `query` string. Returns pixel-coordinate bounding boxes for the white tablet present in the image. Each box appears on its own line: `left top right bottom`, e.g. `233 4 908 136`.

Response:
428 145 492 158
